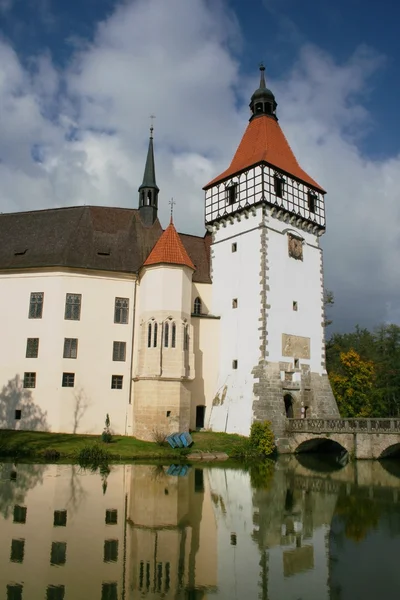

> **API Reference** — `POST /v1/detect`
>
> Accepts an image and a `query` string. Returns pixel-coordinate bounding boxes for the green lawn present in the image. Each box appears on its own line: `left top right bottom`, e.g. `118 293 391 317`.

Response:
0 429 247 462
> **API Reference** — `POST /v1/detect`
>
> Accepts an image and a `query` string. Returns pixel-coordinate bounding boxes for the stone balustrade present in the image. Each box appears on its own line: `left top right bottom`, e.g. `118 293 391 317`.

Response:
286 418 400 434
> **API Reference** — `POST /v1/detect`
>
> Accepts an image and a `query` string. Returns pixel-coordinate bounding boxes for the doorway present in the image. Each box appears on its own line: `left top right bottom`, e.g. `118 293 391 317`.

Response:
284 394 294 418
196 405 205 429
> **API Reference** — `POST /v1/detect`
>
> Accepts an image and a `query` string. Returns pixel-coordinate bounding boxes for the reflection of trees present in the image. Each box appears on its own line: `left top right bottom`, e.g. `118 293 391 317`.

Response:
0 375 49 431
72 388 90 434
249 460 275 491
0 462 46 519
334 492 381 542
66 465 86 515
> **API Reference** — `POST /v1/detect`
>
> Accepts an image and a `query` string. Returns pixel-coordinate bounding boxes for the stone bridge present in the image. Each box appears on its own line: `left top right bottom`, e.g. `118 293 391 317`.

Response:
279 418 400 459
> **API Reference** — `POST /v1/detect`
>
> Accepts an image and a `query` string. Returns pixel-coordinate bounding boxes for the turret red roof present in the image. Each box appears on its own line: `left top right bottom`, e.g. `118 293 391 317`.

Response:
204 115 325 192
143 220 195 270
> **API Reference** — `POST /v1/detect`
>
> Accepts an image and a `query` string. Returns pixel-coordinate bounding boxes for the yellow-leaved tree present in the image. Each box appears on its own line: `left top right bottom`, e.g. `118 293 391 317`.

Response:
329 349 375 417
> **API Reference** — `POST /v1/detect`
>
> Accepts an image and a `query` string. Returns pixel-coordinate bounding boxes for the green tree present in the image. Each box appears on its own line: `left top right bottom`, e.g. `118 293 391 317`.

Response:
329 349 375 417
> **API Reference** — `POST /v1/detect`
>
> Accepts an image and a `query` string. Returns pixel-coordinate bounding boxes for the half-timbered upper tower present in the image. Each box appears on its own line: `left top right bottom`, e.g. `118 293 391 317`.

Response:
204 65 338 441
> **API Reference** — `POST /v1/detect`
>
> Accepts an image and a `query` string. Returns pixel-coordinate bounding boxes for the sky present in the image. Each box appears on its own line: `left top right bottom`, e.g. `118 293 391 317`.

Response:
1 0 400 333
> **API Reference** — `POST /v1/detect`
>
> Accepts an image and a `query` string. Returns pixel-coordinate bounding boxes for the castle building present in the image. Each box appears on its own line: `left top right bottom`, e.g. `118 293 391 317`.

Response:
0 66 338 441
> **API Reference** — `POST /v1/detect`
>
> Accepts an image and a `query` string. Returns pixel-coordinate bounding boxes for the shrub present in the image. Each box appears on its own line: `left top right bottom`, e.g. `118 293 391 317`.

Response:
249 421 276 456
151 429 167 446
77 443 110 465
101 414 112 444
43 449 60 461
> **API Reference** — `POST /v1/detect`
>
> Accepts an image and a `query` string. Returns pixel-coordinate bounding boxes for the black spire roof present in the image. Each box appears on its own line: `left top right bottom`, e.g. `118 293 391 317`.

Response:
138 125 159 226
249 64 277 121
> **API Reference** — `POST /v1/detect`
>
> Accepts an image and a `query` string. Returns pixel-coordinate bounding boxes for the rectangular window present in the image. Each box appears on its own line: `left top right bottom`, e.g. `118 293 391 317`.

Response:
6 584 23 600
63 338 78 359
232 298 238 309
15 410 21 420
231 242 237 252
29 292 44 319
104 539 119 563
114 297 129 324
113 341 126 362
105 509 118 525
227 184 238 205
307 191 316 213
54 510 67 527
274 175 284 198
232 360 238 370
10 539 25 563
101 583 118 600
65 293 81 320
13 505 27 524
46 585 65 600
294 358 300 369
23 372 36 388
50 542 67 566
62 373 75 388
111 375 123 390
293 301 298 311
26 338 39 358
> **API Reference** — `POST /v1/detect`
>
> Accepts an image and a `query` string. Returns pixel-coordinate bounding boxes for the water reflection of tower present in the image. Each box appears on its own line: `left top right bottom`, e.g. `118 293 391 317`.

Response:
127 465 217 599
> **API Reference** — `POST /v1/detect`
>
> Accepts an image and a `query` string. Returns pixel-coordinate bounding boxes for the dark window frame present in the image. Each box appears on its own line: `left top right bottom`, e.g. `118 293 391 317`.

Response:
63 338 78 359
274 174 285 198
114 297 129 324
64 293 82 321
62 372 75 388
226 184 238 205
23 372 36 388
307 190 317 213
111 375 123 390
193 297 202 315
26 337 39 358
112 341 126 362
28 292 44 319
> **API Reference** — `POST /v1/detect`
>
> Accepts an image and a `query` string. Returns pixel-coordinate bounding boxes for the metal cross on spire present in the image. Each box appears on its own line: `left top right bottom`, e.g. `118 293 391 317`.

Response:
149 114 156 138
169 198 176 223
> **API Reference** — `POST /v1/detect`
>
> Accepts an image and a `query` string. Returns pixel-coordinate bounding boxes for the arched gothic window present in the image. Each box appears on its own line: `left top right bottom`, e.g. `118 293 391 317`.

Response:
193 297 202 315
171 322 176 348
147 190 152 205
164 321 169 347
153 322 158 348
183 324 189 350
147 322 152 348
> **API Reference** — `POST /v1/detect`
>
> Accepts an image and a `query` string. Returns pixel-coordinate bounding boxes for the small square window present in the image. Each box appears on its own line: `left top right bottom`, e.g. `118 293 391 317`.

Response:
114 297 129 324
307 191 316 213
230 533 237 546
63 338 78 359
64 293 81 321
104 539 118 563
13 505 27 524
15 410 21 420
62 373 75 388
50 541 67 566
293 301 298 311
113 341 126 362
232 242 237 252
105 509 118 525
23 372 36 388
46 585 65 600
26 337 39 358
226 184 237 205
232 360 238 369
232 298 238 309
111 375 123 390
101 583 118 600
294 358 300 369
54 510 67 527
10 539 25 563
6 584 23 600
29 292 43 319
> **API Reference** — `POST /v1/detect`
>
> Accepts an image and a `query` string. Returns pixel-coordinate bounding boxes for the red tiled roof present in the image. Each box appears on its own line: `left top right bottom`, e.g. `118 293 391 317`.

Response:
143 220 195 270
204 116 325 192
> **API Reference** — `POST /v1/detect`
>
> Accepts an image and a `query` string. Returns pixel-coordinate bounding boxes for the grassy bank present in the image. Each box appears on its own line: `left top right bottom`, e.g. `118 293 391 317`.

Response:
0 429 247 462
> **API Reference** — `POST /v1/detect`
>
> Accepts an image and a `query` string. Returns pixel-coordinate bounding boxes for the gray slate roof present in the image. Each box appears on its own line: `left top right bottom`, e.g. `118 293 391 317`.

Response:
0 206 211 284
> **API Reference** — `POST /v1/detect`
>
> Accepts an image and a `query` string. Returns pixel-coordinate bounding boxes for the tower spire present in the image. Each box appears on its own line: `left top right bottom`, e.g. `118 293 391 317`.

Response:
249 64 277 121
138 119 159 226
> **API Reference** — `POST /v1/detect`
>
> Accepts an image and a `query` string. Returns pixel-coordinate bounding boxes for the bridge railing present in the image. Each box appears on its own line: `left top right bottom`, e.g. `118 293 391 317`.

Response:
286 418 400 434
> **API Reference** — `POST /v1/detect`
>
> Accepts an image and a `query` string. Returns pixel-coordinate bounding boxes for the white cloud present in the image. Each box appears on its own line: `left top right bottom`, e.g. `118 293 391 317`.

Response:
0 0 399 331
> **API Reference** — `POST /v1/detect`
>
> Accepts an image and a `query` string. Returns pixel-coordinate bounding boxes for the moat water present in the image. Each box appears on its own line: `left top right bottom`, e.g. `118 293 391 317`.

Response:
1 456 400 600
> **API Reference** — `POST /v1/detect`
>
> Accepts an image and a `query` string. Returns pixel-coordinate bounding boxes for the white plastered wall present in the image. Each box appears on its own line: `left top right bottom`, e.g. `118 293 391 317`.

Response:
208 208 263 435
0 268 135 435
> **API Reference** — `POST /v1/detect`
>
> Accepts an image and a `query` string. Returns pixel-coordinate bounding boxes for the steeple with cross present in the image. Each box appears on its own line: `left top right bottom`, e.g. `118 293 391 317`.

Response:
138 116 160 226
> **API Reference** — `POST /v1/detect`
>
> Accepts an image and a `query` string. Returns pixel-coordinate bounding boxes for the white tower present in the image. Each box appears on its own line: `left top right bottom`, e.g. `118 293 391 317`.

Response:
204 65 338 442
